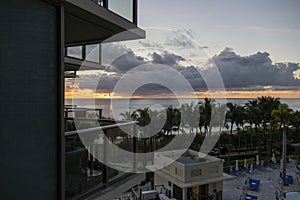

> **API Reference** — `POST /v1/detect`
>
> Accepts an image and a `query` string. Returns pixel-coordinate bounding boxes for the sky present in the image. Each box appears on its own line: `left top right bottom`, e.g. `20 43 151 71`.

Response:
139 0 300 63
66 0 300 99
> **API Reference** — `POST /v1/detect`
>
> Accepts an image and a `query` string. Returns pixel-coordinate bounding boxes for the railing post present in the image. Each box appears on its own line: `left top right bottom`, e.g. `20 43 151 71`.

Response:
133 0 138 25
103 0 108 8
82 45 86 60
103 129 108 185
133 123 137 172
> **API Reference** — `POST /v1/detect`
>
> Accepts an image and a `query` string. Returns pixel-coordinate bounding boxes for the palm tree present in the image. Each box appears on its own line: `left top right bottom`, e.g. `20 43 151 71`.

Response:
226 103 239 134
245 100 261 153
290 111 300 143
258 96 280 155
180 104 189 134
185 102 198 134
236 105 246 154
272 103 292 186
135 108 151 152
163 106 181 135
198 98 215 135
119 111 137 121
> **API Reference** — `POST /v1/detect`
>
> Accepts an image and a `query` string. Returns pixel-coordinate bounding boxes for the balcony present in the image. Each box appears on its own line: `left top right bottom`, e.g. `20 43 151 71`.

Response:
65 0 145 46
90 0 135 23
64 108 144 199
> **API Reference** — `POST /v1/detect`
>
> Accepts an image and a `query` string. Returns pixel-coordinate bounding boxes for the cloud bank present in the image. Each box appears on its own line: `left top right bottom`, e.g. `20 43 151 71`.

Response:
68 46 300 97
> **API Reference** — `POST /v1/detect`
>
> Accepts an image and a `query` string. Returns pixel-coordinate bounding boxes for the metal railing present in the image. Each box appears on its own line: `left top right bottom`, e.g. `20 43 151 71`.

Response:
90 0 137 24
65 120 138 136
65 120 138 200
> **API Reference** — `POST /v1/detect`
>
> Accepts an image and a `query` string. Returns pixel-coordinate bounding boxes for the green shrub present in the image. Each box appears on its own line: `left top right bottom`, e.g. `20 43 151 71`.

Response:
288 154 299 160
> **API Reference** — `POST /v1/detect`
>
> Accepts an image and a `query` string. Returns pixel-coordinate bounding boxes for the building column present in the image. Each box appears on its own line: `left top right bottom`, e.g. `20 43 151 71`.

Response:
183 188 187 200
0 0 62 199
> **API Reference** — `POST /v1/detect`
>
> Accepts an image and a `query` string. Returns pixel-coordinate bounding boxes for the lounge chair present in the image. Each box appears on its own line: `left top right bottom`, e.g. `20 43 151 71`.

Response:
232 169 243 175
267 163 277 168
246 178 260 190
245 193 258 200
280 172 294 183
255 165 265 170
240 193 258 200
243 167 251 173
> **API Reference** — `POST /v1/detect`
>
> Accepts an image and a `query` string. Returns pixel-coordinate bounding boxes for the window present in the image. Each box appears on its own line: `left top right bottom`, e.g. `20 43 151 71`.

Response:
190 169 202 177
86 44 100 63
67 46 83 59
108 0 134 22
208 166 218 174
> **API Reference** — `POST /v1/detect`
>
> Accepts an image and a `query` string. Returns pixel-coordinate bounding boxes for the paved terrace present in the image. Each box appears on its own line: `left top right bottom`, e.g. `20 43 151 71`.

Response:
223 161 300 200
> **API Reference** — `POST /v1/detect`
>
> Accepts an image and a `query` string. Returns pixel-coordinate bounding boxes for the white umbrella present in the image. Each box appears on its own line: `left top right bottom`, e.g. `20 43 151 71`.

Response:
272 153 276 163
244 158 247 168
230 165 233 172
236 160 239 171
261 160 264 166
250 163 253 173
256 155 260 166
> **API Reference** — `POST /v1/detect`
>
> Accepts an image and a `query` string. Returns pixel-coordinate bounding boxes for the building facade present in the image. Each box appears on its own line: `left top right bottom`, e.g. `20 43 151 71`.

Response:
154 150 231 200
0 0 145 199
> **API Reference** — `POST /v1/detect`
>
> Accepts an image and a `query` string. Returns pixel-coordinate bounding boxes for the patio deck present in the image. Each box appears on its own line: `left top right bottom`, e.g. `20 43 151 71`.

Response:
223 161 300 200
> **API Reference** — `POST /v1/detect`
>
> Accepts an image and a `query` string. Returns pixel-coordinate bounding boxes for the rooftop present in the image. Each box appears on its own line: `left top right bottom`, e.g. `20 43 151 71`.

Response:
156 149 220 166
175 156 199 165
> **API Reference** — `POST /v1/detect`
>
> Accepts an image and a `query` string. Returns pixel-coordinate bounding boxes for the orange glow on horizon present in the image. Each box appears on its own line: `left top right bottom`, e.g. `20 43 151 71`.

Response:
65 88 300 99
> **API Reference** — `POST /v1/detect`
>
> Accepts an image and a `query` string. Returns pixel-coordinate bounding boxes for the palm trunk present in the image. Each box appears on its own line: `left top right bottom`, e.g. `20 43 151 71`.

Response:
282 128 287 185
250 124 253 154
143 138 147 153
255 125 261 154
227 133 231 161
238 135 241 154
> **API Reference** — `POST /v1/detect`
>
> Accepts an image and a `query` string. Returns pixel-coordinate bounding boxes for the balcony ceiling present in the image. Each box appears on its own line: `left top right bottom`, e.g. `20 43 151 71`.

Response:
65 0 145 46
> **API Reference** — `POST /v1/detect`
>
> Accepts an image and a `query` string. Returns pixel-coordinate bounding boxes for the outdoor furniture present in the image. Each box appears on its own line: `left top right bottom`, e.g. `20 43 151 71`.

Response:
245 193 258 200
246 178 260 190
230 170 242 175
270 161 281 169
243 167 251 173
280 172 294 183
240 184 258 200
65 147 88 193
240 191 258 200
255 165 265 170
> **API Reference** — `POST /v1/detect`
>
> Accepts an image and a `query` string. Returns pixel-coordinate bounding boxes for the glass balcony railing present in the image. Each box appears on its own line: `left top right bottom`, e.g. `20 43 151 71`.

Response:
108 0 134 23
91 0 137 24
64 113 138 199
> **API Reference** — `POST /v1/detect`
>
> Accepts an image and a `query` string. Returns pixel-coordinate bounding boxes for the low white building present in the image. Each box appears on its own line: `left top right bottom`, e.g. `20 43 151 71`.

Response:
153 149 231 200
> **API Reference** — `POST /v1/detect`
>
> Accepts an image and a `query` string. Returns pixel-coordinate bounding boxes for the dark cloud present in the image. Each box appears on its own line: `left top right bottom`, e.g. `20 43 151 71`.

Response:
173 29 196 39
71 46 300 96
165 31 196 49
151 52 185 66
109 51 146 73
212 48 300 88
138 41 163 48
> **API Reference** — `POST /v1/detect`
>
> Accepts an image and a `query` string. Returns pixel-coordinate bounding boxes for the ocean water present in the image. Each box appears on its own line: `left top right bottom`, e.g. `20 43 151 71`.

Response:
65 98 300 120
